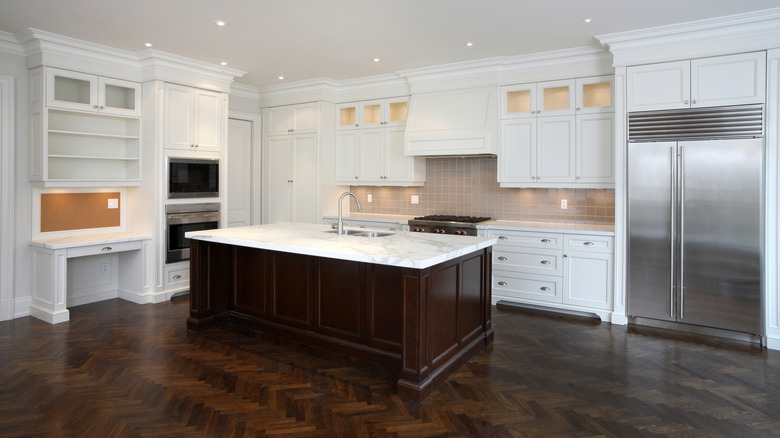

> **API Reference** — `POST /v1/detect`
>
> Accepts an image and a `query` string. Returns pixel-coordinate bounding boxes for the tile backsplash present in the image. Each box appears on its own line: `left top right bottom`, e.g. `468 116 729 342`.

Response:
350 157 614 224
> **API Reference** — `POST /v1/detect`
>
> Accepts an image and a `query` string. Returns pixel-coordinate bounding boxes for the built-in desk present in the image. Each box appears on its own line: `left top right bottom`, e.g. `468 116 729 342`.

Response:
30 233 152 324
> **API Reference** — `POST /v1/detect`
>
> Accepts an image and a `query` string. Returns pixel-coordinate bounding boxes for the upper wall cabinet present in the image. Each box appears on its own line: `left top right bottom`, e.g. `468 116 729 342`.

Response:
267 103 318 136
29 67 142 186
46 67 141 117
502 77 613 119
627 51 766 112
164 84 223 152
337 97 408 130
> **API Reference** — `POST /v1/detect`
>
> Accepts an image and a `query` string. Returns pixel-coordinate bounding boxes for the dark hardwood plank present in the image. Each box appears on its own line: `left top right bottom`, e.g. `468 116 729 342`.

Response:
2 298 780 437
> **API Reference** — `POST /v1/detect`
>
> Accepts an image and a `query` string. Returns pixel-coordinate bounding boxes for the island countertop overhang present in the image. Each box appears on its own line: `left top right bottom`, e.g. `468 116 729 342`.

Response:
185 222 497 269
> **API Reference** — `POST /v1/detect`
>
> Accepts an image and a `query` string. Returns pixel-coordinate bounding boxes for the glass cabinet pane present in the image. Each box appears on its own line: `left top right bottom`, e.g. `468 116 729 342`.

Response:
339 107 356 127
388 101 407 122
104 84 136 111
363 103 381 124
54 75 91 105
543 87 570 111
507 90 531 114
582 82 612 109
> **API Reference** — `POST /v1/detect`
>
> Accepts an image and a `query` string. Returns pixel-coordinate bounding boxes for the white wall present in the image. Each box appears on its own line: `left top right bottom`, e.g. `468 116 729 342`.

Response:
0 51 32 318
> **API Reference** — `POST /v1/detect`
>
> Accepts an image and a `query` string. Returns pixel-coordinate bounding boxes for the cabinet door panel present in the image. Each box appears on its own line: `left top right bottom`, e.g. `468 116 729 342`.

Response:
99 77 142 117
384 127 412 182
627 61 690 112
563 252 613 310
576 113 614 184
271 252 313 328
501 83 536 118
359 129 384 181
292 103 318 133
46 68 97 112
292 134 319 223
165 85 194 149
537 116 575 183
193 90 221 151
317 258 362 341
493 271 561 303
538 79 575 116
500 119 535 183
267 107 292 135
227 118 252 227
335 131 359 183
267 136 293 223
691 52 766 107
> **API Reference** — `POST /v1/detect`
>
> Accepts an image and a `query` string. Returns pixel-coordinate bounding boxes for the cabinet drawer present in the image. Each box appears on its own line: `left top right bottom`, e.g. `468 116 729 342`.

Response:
494 248 562 276
67 240 142 258
563 235 613 253
487 230 562 249
166 267 190 287
493 270 561 303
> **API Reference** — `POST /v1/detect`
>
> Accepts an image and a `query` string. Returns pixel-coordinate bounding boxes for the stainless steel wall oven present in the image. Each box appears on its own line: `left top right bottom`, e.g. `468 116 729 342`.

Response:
166 203 220 263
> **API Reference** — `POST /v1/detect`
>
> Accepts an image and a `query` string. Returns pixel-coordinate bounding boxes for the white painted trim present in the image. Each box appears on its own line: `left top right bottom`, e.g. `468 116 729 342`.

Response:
612 67 628 325
229 111 263 225
766 49 780 350
230 83 261 100
31 187 128 240
0 74 14 321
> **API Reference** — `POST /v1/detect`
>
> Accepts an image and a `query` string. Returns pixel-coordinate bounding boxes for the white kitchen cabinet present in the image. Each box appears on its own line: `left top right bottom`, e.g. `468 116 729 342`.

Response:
627 52 766 112
29 67 142 186
266 133 319 223
575 76 614 114
489 229 614 312
337 97 408 130
499 115 576 185
46 67 142 117
164 83 223 152
576 113 614 184
267 103 318 136
501 79 575 119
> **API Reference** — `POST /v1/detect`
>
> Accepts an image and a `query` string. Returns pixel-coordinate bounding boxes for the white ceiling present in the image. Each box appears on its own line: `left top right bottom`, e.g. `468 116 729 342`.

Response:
1 0 778 90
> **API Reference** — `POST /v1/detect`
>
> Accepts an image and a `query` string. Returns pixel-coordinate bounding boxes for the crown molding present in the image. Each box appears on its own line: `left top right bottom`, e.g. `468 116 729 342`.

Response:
596 7 780 66
13 28 245 91
0 31 25 56
230 83 261 100
258 77 341 107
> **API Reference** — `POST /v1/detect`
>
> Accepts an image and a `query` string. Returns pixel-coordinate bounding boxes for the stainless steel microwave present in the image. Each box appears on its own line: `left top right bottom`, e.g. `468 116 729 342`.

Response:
167 157 219 199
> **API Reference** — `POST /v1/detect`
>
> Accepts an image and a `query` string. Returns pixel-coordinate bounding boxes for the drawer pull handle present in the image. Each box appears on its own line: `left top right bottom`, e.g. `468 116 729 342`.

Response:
101 246 113 252
498 236 508 240
540 286 550 291
540 260 551 265
584 241 594 246
498 281 507 286
173 275 182 280
498 256 507 261
541 239 551 243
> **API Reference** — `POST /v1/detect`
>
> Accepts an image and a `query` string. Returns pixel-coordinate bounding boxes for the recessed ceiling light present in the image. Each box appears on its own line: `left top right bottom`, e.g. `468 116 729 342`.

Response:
372 58 382 63
216 20 226 27
465 42 474 47
220 62 227 66
145 43 152 47
278 75 285 80
584 18 592 23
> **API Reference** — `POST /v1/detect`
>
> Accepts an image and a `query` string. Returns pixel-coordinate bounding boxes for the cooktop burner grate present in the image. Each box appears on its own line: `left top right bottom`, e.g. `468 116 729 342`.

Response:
412 215 492 224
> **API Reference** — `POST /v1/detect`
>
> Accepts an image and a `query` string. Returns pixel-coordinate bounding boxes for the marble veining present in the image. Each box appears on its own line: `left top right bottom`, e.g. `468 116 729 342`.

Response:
186 223 496 269
31 233 152 249
479 220 615 236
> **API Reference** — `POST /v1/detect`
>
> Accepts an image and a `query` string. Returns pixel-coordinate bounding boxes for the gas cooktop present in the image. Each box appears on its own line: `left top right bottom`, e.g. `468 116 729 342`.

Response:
408 215 492 236
411 215 492 224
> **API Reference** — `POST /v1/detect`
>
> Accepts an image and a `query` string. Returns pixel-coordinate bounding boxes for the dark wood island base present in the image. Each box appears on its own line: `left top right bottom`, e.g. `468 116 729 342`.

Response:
187 239 493 401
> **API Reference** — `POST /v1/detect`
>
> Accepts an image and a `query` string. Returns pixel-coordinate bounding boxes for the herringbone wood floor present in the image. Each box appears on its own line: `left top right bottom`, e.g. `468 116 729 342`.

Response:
2 297 780 437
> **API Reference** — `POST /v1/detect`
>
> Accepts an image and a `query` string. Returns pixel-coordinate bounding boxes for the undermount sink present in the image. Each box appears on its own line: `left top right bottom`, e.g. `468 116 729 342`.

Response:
323 229 395 238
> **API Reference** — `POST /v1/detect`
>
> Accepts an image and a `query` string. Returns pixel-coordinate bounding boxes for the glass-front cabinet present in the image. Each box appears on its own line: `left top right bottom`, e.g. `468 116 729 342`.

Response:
575 76 614 113
46 67 142 117
337 97 408 129
502 80 575 118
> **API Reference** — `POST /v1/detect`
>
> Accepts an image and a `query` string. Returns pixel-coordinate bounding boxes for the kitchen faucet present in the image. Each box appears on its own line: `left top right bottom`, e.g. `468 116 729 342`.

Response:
337 192 363 235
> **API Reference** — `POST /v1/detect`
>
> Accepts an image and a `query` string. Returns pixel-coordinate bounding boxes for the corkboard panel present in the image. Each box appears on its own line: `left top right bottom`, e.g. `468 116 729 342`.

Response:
41 192 121 232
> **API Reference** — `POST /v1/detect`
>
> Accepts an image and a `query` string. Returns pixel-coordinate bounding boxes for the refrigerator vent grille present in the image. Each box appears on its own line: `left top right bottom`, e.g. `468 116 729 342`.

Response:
628 105 763 140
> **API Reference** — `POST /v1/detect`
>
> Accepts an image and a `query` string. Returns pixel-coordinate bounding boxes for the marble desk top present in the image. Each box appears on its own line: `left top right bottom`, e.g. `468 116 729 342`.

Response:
186 223 497 269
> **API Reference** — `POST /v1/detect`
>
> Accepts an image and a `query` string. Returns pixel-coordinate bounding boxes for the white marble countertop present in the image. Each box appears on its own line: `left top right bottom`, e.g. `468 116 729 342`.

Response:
325 214 615 236
30 233 152 249
186 223 497 269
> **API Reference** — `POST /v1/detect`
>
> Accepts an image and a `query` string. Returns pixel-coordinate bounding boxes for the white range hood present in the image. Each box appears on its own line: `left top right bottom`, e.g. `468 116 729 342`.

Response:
404 86 498 157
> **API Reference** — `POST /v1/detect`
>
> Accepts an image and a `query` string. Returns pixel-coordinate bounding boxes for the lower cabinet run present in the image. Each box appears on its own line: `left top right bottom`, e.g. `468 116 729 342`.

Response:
187 240 493 401
489 229 614 319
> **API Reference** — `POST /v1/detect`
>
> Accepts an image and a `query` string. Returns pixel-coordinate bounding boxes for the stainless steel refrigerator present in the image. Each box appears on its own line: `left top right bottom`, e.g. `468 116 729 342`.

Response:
627 105 764 336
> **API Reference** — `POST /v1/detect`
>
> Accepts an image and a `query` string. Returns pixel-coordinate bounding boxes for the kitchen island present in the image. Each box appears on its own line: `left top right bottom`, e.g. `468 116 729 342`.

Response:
185 223 496 400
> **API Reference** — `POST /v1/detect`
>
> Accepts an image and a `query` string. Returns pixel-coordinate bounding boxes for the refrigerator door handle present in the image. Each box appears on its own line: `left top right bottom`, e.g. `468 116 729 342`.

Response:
679 145 685 319
670 145 675 319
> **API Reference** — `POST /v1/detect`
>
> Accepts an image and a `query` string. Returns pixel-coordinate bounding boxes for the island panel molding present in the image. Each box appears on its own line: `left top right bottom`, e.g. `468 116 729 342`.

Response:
187 238 493 401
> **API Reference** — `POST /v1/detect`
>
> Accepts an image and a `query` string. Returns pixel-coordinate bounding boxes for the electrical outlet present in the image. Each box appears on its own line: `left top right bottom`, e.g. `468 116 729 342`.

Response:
107 198 119 209
101 263 108 273
367 194 373 203
411 195 419 204
561 199 568 210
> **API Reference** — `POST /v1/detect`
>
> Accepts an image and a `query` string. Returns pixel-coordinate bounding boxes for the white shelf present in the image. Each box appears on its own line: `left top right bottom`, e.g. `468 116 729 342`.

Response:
48 129 140 140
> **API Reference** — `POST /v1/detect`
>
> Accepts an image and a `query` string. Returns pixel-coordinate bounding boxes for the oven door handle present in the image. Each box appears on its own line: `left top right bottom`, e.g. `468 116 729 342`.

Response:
167 212 221 225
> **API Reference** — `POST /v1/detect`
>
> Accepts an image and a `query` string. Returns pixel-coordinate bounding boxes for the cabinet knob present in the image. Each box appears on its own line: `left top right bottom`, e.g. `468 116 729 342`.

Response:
684 100 690 105
692 99 697 104
101 246 113 252
540 286 550 291
563 254 568 258
355 176 358 179
498 256 507 261
540 260 551 265
584 241 594 246
498 236 508 240
541 239 551 243
173 275 182 280
93 105 99 109
576 107 581 111
498 281 507 286
355 124 359 127
99 106 104 109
